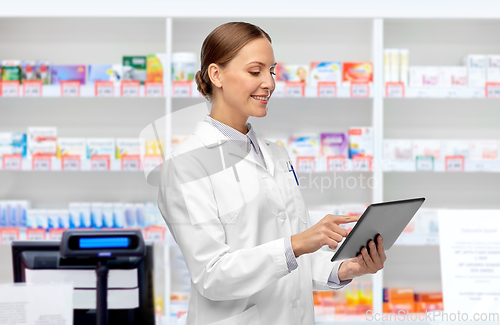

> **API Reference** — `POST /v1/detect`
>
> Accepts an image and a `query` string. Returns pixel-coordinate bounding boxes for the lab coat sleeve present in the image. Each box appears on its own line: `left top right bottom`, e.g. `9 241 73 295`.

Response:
158 151 290 302
304 209 351 291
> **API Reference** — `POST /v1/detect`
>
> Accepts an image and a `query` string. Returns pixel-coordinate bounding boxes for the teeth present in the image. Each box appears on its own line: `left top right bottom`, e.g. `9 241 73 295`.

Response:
252 96 268 101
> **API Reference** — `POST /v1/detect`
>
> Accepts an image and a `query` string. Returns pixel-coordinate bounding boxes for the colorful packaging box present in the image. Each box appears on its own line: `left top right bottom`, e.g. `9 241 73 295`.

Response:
0 132 27 158
123 56 147 84
400 49 410 86
384 139 413 160
172 52 196 81
439 67 467 87
145 139 164 156
412 140 441 160
116 138 144 159
441 140 470 159
409 67 439 87
288 134 319 159
147 54 168 83
0 200 29 227
342 62 373 86
464 55 486 87
21 61 37 82
1 60 21 82
88 64 122 84
284 64 309 85
390 50 400 83
51 65 86 84
86 138 115 159
90 202 103 228
113 203 125 228
79 203 91 228
310 62 342 87
486 55 500 83
348 127 373 159
35 61 52 85
57 137 87 159
383 49 392 84
101 203 114 228
320 132 348 158
27 127 57 158
469 140 499 160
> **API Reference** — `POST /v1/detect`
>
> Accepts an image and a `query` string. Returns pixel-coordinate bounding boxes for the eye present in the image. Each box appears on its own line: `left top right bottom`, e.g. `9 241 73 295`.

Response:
270 72 276 76
250 72 260 76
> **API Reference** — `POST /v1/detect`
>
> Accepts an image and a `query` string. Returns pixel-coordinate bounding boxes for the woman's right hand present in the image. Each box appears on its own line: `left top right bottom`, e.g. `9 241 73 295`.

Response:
291 215 360 258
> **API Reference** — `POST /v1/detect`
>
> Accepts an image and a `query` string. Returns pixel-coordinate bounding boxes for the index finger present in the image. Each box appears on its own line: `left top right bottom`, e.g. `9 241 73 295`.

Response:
328 215 360 225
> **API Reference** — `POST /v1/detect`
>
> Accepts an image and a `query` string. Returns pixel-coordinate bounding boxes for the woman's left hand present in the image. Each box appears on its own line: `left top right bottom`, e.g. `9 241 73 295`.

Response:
338 234 386 281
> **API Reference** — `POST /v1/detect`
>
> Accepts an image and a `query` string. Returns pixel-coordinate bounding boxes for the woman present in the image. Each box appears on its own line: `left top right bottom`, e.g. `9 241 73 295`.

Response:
158 22 385 325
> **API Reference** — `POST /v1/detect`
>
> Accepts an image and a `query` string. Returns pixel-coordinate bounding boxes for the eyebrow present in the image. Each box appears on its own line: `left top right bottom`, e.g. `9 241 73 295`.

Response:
247 61 277 67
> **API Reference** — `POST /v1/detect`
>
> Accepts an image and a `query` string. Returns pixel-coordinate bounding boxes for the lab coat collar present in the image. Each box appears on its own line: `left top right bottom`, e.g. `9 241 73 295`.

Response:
193 121 275 176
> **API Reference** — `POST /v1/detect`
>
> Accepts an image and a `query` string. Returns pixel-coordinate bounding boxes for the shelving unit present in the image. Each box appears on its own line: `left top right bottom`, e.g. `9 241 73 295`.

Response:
2 3 500 324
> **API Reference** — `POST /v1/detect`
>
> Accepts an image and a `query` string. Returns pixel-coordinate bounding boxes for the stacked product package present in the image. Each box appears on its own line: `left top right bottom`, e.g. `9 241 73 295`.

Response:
383 49 500 87
384 139 500 161
275 61 373 87
0 200 166 231
264 127 373 171
0 52 194 85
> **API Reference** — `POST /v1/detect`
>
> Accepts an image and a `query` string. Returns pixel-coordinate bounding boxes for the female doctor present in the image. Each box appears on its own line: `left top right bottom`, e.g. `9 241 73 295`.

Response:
158 22 386 325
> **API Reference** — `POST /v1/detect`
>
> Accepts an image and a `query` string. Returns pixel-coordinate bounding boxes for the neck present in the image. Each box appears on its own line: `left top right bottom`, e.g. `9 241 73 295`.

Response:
209 100 249 134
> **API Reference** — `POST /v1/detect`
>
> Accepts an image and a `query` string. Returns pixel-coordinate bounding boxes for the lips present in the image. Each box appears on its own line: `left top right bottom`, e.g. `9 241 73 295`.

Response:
251 95 269 101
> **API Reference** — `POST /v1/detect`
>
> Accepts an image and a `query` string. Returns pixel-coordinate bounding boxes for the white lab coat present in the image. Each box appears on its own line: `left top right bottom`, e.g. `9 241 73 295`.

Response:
158 121 347 325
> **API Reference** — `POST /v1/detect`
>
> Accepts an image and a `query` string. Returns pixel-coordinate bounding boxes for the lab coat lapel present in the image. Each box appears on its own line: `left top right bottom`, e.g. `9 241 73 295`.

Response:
256 137 275 177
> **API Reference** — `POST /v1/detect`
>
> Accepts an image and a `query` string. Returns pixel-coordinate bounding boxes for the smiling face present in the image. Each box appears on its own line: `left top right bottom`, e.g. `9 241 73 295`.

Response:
209 37 276 126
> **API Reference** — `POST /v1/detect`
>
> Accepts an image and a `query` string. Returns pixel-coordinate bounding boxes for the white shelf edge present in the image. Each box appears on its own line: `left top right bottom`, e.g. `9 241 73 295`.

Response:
383 159 500 172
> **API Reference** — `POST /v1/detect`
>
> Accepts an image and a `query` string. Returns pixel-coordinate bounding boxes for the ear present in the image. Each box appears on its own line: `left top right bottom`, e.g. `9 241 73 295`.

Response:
207 63 223 89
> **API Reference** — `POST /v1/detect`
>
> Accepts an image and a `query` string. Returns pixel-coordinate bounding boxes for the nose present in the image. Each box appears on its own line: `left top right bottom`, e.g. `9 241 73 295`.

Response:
261 72 275 93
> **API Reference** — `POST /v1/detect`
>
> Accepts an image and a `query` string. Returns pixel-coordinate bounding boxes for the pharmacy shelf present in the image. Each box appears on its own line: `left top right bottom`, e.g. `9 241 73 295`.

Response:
0 84 162 98
0 84 375 99
0 157 376 173
385 86 493 99
0 157 147 172
383 159 500 172
171 84 374 99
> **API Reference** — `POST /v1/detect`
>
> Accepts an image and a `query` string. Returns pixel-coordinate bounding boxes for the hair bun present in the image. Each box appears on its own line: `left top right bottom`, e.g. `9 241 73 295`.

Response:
195 70 211 100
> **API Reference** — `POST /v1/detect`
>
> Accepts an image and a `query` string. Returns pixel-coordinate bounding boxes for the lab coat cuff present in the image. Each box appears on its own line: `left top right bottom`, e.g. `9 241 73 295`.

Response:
327 260 352 289
284 236 298 273
272 238 290 277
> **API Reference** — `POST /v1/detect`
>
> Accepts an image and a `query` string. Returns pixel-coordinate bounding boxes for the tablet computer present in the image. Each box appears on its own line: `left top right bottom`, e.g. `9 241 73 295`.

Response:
331 197 425 262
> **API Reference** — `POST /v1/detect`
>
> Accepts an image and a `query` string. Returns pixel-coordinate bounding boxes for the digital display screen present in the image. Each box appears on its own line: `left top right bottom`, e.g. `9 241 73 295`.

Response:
79 237 130 249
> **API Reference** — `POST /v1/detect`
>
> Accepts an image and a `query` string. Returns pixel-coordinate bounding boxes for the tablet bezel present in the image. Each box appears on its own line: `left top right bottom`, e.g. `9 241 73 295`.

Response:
330 197 425 262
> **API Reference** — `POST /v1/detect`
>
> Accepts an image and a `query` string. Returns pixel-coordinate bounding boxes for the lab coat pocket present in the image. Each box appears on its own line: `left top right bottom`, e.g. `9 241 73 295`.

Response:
286 173 307 224
209 305 260 325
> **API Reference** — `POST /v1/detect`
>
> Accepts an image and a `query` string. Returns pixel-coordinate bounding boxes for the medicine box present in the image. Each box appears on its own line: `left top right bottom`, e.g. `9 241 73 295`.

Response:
486 55 500 83
57 138 87 159
51 65 86 84
86 138 115 159
439 67 467 87
320 132 348 158
441 140 470 159
412 140 441 160
342 62 373 86
348 127 373 159
384 139 413 160
310 62 342 87
116 138 144 159
469 140 499 160
88 64 123 83
464 55 486 87
123 56 147 84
